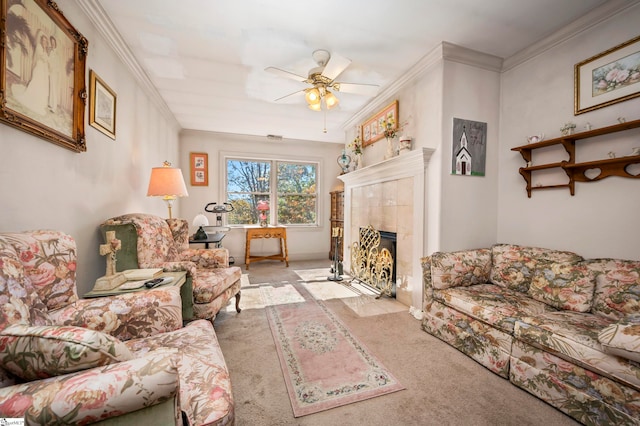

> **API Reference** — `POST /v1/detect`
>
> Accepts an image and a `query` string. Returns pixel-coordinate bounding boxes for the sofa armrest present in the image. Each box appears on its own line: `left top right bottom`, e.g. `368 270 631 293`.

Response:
49 286 183 341
0 352 180 424
421 256 434 308
598 314 640 363
180 248 230 268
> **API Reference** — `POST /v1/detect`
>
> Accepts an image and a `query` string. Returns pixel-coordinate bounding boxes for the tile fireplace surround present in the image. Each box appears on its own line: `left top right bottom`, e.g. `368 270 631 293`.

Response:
339 148 434 316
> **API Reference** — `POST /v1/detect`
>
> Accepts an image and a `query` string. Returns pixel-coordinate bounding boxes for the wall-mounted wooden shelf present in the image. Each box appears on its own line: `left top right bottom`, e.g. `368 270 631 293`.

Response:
511 118 640 197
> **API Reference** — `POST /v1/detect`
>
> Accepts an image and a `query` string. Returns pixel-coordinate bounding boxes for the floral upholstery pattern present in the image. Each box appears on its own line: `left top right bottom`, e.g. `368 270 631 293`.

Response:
598 314 640 363
126 320 235 425
587 258 640 320
0 229 236 424
510 339 640 425
528 262 596 312
0 324 133 380
490 244 583 293
423 244 640 425
102 213 242 320
430 249 491 289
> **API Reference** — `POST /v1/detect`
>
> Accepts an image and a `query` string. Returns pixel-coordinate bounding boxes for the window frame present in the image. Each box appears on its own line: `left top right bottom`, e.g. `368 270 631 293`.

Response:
222 154 321 228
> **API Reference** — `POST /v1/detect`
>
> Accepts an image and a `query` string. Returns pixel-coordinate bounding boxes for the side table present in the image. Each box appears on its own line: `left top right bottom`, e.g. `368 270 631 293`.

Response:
245 226 289 270
85 271 193 321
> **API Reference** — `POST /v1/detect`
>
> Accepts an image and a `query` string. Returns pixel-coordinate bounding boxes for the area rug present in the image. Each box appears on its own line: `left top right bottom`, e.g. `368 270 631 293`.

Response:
263 284 404 417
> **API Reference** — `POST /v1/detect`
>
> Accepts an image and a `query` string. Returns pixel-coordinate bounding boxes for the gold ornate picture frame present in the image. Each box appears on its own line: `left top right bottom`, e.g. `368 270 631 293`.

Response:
360 100 398 147
89 70 116 139
575 35 640 115
1 0 88 152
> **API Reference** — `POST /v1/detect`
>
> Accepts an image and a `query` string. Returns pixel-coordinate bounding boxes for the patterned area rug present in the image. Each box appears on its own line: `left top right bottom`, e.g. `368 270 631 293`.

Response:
263 283 404 417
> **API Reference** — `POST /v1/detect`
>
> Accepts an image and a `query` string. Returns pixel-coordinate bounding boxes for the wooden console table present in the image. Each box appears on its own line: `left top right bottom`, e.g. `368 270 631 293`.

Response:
245 226 289 270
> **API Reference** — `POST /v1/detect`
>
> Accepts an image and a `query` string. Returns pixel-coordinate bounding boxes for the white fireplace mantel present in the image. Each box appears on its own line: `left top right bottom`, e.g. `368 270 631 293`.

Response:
338 148 434 317
338 148 434 188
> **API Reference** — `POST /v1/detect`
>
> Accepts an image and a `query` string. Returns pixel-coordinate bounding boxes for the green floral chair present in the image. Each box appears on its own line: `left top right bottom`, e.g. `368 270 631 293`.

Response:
0 230 234 425
101 213 242 321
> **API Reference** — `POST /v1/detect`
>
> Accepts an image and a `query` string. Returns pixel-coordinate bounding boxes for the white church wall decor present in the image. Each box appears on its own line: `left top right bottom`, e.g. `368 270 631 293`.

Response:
451 118 487 176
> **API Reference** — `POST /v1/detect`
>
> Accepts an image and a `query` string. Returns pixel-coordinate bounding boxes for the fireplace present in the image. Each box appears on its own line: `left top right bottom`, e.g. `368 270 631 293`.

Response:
338 148 433 314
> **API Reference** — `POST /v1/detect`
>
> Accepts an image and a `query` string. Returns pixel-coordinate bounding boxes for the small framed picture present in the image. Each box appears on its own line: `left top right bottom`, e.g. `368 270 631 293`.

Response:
89 70 117 139
360 100 398 147
190 152 208 186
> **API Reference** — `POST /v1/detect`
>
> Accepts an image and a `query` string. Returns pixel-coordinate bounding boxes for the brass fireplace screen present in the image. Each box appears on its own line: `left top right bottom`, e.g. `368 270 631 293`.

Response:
349 225 394 298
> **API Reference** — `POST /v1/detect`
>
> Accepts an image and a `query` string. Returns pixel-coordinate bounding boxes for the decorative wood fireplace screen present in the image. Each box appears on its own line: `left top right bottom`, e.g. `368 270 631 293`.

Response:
349 225 394 298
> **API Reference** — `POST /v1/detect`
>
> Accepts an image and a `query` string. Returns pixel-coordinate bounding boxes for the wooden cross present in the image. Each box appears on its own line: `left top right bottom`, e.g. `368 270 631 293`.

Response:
100 231 121 276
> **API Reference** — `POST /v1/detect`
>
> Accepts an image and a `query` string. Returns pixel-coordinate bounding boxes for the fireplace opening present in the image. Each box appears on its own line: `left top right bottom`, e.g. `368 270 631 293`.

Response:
349 226 396 298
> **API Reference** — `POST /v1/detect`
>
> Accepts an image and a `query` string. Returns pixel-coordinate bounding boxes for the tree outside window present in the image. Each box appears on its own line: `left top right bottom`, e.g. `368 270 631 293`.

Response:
226 158 318 226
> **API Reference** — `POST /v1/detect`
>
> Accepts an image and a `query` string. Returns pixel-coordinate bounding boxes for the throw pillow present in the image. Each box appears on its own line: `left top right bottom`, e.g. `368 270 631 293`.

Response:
0 324 133 381
588 258 640 320
598 315 640 363
528 262 596 312
431 249 491 290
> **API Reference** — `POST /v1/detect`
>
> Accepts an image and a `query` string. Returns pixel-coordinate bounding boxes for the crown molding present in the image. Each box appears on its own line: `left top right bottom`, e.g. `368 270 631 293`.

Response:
503 0 639 71
74 0 180 129
343 42 501 130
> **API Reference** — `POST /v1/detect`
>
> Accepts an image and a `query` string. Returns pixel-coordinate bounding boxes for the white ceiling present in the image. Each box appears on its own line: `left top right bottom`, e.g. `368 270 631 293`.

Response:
93 0 614 143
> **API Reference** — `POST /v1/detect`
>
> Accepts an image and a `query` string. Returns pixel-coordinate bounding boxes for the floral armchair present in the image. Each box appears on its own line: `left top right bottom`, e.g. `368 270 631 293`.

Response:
0 230 235 425
101 213 242 321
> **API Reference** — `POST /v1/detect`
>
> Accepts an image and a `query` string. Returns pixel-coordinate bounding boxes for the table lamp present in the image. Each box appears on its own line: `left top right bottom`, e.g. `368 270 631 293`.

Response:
147 161 189 218
192 213 209 240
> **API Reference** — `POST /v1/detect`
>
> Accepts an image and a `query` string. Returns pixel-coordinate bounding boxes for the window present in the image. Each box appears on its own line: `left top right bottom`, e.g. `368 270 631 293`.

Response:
226 158 318 226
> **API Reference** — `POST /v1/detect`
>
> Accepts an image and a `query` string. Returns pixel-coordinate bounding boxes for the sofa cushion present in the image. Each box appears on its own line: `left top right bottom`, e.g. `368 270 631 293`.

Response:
587 259 640 320
515 312 640 390
430 249 491 290
528 262 596 312
490 244 583 293
598 314 640 363
434 283 556 334
0 324 133 381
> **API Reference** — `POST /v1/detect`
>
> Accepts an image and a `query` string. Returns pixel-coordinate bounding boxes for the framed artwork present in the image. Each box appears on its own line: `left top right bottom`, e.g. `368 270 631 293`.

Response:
1 0 88 152
451 118 487 177
575 35 640 115
89 70 116 139
360 100 398 147
190 152 208 186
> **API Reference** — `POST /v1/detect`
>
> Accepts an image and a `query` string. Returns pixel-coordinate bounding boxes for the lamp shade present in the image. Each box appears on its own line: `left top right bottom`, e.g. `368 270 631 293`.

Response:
147 165 189 198
324 91 339 109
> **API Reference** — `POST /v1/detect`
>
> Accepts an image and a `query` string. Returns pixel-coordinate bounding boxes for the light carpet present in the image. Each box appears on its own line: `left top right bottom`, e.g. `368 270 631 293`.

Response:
263 283 405 417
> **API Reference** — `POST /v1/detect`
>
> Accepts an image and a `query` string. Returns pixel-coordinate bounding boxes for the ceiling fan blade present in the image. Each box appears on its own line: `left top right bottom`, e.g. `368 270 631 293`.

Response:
265 67 308 83
274 89 305 102
333 82 379 96
321 53 351 81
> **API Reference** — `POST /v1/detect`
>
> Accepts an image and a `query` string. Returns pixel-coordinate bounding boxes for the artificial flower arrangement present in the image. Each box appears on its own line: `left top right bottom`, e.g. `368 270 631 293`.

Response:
560 122 576 135
381 114 409 139
348 135 362 155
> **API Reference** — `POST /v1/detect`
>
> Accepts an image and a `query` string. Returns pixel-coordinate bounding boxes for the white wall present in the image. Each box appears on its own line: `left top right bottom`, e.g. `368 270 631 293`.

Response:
179 130 344 263
498 4 640 259
0 0 181 295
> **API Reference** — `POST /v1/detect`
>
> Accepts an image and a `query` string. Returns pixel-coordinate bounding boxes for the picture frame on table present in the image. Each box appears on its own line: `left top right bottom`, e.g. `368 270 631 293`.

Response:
1 0 88 152
360 100 398 147
575 35 640 115
190 152 208 186
89 70 116 139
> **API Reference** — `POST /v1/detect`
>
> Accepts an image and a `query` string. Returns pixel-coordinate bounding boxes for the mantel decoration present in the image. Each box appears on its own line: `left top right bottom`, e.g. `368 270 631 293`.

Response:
575 35 640 115
337 149 351 174
1 0 88 152
257 200 270 227
360 100 398 147
348 134 363 170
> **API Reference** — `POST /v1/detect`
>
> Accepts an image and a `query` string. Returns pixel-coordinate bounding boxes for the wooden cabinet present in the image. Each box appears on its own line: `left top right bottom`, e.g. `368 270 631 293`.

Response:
511 118 640 197
329 190 344 260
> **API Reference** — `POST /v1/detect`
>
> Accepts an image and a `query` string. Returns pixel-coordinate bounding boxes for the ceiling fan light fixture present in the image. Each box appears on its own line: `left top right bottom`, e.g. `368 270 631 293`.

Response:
324 91 339 109
308 102 322 111
305 88 321 105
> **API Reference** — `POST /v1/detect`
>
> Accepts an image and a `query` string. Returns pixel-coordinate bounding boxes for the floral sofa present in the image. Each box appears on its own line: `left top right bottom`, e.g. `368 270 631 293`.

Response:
421 244 639 425
101 213 242 321
0 230 234 425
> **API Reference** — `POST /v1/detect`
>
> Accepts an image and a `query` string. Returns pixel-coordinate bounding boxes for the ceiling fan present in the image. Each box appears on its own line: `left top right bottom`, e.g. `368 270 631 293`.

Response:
265 49 379 112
